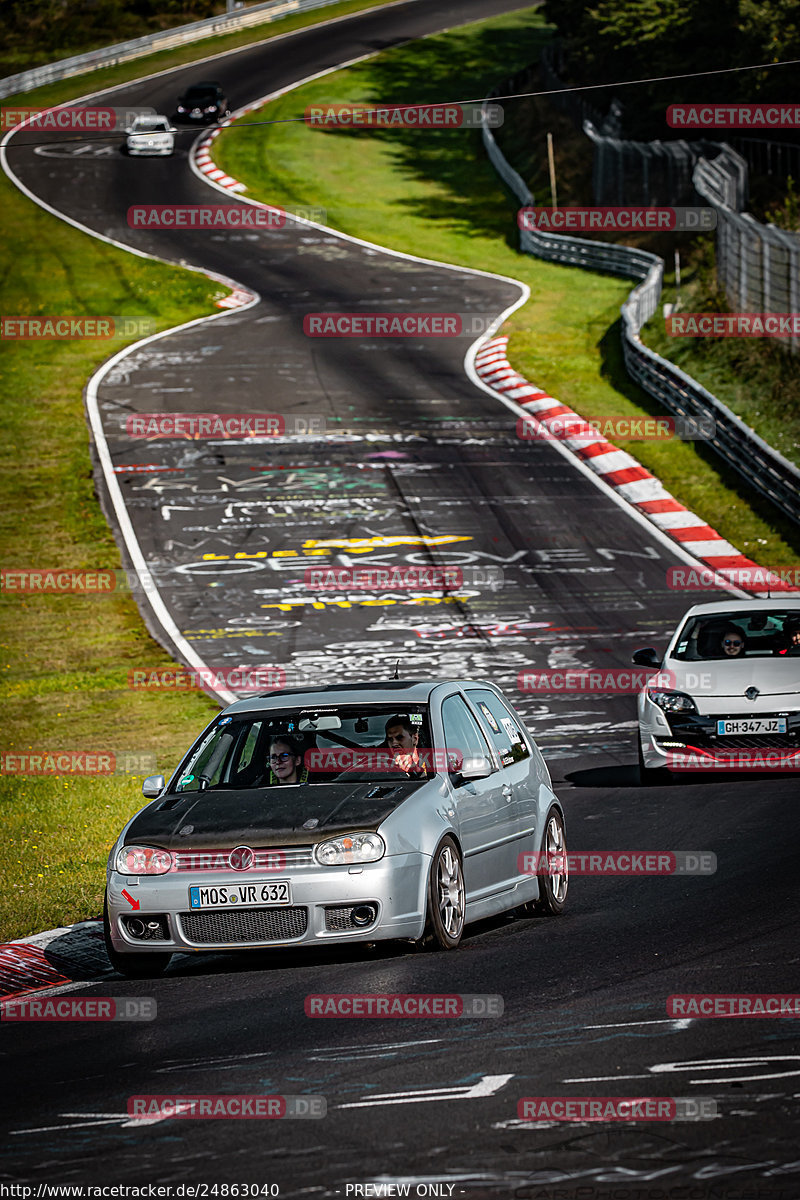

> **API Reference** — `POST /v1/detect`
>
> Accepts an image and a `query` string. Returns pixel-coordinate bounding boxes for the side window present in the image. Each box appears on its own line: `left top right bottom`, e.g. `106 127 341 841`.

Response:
466 689 530 765
441 694 492 782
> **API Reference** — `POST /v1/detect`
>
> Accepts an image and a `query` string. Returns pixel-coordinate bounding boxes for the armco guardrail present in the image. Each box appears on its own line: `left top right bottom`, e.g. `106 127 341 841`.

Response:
0 0 350 100
481 89 800 527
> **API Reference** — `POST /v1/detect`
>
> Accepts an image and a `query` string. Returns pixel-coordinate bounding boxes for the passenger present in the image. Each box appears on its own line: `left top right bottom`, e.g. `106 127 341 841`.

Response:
263 735 308 785
384 714 430 779
776 618 800 656
718 626 746 658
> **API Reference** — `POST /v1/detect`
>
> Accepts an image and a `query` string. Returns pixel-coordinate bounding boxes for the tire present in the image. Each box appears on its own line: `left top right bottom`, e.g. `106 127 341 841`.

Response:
638 734 672 786
520 806 568 916
421 837 465 950
103 894 172 978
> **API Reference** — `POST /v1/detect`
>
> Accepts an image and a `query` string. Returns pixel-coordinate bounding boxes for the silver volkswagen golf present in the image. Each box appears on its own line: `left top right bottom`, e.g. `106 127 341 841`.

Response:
104 680 568 976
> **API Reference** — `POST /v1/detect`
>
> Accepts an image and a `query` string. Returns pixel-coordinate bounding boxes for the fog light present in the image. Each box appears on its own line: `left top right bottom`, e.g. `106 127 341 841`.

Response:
351 905 376 927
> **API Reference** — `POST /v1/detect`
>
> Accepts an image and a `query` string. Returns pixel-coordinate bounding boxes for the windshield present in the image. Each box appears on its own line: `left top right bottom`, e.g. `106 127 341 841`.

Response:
185 88 217 101
672 610 800 661
132 118 169 132
171 705 437 792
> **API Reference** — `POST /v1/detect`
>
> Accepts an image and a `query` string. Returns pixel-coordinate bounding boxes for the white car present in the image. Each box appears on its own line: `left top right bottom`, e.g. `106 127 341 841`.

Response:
126 115 175 156
634 599 800 781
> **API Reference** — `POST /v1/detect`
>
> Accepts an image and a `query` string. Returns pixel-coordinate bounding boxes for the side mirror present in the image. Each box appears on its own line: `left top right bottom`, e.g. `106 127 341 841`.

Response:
459 755 494 781
142 774 165 798
632 647 661 667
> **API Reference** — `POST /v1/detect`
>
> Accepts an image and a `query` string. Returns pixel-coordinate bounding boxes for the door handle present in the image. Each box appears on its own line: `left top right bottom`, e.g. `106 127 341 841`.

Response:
502 784 513 802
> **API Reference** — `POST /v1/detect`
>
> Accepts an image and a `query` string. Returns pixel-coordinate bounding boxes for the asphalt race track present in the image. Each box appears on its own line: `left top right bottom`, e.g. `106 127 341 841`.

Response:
2 0 799 1194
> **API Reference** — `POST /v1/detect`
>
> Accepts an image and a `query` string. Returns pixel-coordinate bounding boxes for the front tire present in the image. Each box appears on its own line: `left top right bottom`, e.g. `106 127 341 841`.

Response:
103 894 172 978
421 837 465 950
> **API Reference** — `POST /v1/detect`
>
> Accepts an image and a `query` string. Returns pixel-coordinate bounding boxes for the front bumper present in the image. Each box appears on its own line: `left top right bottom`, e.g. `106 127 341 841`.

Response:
639 699 800 772
106 851 428 955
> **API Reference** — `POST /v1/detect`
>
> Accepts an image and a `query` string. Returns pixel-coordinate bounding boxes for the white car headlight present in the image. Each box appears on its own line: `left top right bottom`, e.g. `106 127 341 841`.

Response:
314 832 385 866
116 845 172 875
648 689 698 714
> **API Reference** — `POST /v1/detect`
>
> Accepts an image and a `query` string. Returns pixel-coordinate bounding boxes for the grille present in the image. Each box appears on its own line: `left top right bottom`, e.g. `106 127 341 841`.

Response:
325 906 356 931
707 735 797 750
172 846 314 872
179 906 308 945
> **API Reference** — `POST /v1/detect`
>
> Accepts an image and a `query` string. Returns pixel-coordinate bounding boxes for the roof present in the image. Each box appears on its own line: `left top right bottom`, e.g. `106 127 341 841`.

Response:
223 679 501 715
680 598 800 619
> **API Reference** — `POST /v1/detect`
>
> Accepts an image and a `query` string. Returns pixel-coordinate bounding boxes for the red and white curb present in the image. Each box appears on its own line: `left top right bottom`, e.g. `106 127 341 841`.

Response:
0 921 110 1002
475 337 796 593
194 123 247 193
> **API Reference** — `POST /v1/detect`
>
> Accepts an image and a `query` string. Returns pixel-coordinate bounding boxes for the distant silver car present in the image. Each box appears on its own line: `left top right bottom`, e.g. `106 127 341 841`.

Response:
104 679 568 976
126 114 175 156
634 598 800 781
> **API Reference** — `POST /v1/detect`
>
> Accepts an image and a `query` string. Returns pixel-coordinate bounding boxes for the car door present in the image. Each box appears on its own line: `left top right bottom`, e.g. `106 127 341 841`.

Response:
465 688 540 881
440 692 518 905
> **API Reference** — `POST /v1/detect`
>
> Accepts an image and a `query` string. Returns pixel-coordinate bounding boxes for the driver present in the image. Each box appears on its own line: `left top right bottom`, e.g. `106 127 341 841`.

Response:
777 617 800 656
384 715 430 779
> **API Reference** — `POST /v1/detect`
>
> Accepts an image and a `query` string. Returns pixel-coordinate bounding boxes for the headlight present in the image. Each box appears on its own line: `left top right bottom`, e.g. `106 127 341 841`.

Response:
205 105 217 113
115 845 172 875
177 105 186 113
648 689 697 714
314 832 385 866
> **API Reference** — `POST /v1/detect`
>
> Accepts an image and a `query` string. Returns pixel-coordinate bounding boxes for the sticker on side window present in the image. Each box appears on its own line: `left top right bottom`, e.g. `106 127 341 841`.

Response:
502 716 523 744
479 702 500 733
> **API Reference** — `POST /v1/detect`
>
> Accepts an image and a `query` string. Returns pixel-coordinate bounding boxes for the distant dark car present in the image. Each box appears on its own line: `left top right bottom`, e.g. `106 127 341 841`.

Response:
175 81 229 124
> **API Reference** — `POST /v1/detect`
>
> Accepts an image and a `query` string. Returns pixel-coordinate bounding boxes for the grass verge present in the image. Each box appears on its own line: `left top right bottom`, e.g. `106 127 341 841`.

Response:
214 8 800 563
0 0 408 944
2 0 404 110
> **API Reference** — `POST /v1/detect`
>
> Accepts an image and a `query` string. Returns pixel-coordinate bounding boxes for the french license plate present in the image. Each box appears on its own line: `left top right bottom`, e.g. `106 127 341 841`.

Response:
716 718 787 736
189 879 291 909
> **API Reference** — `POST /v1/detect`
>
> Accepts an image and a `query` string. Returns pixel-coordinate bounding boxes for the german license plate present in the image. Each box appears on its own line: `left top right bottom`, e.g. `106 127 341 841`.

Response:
189 879 291 909
716 718 787 736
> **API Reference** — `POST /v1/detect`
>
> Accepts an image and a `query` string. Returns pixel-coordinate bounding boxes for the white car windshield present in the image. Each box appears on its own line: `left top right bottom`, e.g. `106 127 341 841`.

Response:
131 118 170 132
673 610 800 660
